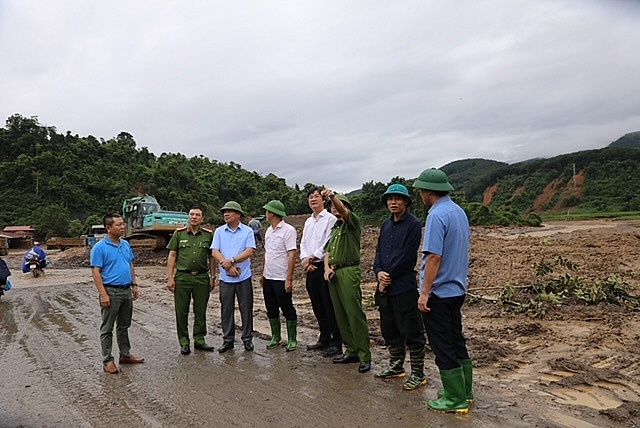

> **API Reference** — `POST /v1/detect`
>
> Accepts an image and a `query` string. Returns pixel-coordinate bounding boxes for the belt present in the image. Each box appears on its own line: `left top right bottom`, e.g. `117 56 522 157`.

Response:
331 261 359 270
104 284 131 288
177 269 209 276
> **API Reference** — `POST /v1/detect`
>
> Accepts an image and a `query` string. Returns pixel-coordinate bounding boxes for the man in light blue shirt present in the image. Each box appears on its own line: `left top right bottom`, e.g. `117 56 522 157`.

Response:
414 168 473 414
211 201 256 352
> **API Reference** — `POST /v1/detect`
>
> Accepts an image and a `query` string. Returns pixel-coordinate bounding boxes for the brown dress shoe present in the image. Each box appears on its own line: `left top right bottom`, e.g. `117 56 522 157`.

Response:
119 355 145 364
103 361 119 374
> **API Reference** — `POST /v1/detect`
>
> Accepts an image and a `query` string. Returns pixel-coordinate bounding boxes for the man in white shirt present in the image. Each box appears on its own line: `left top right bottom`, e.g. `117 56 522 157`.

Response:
299 186 342 356
261 200 298 351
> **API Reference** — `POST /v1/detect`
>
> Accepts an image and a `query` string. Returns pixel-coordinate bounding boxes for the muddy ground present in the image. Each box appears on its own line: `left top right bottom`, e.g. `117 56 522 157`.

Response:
2 219 640 427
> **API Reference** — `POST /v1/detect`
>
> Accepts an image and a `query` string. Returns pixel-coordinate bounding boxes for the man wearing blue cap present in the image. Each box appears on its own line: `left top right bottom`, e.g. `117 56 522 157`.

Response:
373 184 426 390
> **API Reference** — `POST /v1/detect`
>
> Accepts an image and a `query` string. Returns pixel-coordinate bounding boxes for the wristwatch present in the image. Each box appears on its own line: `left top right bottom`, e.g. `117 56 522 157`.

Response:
230 257 235 264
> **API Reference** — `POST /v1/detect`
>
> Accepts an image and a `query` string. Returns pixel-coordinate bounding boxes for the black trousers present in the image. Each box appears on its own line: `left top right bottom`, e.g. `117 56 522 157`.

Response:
378 288 426 350
305 263 342 347
422 294 470 370
263 278 297 321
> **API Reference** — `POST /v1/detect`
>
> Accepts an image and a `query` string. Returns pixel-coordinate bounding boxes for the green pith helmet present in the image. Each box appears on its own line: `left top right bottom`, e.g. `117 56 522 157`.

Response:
220 201 245 215
263 199 287 217
336 194 353 211
413 168 455 191
381 183 412 206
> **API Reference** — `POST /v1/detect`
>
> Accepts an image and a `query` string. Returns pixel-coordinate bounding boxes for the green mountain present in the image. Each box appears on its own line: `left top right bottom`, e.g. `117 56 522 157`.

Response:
608 131 640 148
442 144 640 214
441 158 508 193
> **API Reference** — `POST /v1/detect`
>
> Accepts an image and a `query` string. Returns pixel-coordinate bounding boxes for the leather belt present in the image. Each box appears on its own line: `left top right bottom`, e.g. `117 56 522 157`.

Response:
104 284 131 288
331 261 359 270
177 270 208 276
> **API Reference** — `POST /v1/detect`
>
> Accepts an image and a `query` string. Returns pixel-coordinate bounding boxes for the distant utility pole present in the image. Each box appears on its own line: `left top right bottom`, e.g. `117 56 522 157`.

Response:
572 163 576 189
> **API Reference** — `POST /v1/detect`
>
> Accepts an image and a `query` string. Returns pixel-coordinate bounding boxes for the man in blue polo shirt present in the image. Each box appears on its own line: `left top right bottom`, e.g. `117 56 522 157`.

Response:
211 201 256 353
90 213 144 374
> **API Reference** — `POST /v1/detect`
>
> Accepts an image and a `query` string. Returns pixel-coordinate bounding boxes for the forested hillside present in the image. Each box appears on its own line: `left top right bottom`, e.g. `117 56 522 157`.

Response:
0 114 311 238
450 147 640 214
608 131 640 148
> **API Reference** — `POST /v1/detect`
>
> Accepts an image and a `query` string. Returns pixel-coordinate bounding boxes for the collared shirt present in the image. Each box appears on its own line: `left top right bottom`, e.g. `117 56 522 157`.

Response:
211 223 255 283
373 210 422 296
166 226 213 272
264 220 297 280
90 237 135 285
419 195 470 298
300 209 337 261
326 210 361 267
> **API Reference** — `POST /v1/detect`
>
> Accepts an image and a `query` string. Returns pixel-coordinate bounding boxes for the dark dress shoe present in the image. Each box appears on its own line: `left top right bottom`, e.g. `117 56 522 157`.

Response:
333 354 359 364
322 345 342 357
244 341 254 351
180 345 191 355
306 342 328 351
218 342 234 353
358 361 371 373
194 343 214 352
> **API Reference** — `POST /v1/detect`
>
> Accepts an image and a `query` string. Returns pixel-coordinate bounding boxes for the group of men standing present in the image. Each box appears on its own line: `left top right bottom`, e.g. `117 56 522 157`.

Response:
89 167 473 414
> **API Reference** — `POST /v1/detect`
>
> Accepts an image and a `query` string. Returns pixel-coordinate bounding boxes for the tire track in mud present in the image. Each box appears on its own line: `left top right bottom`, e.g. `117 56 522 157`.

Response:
0 291 91 427
470 317 640 427
1 284 203 427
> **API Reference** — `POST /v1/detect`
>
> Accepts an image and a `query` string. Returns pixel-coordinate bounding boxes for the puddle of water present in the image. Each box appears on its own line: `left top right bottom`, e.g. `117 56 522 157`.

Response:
553 384 621 410
548 412 604 428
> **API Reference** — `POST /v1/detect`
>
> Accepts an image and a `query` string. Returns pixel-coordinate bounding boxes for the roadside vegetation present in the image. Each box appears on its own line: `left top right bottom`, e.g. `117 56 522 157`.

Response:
469 242 640 319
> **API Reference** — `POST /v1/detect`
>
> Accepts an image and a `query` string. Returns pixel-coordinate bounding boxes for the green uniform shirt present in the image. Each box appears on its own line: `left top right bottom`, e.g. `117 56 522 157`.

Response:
326 210 362 266
166 227 213 273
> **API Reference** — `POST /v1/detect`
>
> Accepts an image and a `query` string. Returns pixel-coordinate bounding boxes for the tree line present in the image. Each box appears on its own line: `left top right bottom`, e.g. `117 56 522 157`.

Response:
17 113 638 239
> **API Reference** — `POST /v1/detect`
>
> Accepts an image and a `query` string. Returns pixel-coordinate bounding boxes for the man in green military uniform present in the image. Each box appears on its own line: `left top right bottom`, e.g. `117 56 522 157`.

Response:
321 187 371 374
167 207 216 355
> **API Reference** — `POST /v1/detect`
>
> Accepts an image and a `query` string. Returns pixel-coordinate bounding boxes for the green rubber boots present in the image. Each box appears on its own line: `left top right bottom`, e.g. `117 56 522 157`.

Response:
428 366 469 414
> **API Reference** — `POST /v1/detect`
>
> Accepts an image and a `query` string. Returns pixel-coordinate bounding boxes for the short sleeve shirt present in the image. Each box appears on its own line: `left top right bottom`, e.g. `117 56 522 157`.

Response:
264 220 297 280
419 196 470 298
166 227 213 272
90 237 135 286
211 223 256 283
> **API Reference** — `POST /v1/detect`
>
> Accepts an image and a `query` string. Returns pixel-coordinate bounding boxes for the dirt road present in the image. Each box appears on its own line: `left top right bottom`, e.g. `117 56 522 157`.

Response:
2 219 640 427
1 269 506 428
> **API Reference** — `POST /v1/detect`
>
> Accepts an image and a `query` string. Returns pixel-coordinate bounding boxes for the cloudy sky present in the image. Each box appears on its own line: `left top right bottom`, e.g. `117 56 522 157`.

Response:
2 1 639 192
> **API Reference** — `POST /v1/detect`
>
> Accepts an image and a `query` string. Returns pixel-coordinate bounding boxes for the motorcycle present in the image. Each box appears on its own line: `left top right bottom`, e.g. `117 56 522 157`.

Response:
27 255 45 278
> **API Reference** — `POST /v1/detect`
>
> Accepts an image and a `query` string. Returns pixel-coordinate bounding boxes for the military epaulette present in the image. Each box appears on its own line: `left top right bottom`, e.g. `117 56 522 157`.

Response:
202 227 214 233
175 226 188 231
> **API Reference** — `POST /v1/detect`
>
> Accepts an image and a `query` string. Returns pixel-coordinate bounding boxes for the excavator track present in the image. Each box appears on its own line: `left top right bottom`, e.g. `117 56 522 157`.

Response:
125 234 167 251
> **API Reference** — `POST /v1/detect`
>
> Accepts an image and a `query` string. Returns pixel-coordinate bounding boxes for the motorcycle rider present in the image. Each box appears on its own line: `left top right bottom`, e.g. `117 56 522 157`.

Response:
0 256 11 297
21 241 48 273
